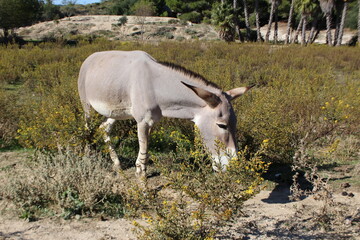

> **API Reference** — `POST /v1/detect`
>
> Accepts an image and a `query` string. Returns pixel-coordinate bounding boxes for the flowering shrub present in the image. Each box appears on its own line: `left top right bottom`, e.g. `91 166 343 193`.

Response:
131 128 270 239
0 41 359 163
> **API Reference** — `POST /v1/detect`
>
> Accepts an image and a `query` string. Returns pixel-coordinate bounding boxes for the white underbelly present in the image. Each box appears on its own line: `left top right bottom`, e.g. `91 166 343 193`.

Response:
89 100 133 120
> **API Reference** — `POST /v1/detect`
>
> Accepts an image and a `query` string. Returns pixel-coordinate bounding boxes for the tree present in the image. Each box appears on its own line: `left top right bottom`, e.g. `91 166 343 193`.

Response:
233 0 244 42
109 0 137 15
296 0 318 45
358 0 360 46
165 0 215 21
61 0 78 17
42 0 62 21
285 0 295 44
212 2 236 42
265 0 281 42
336 0 349 45
132 0 156 16
242 0 251 40
255 0 262 41
307 8 321 44
0 0 42 40
132 0 156 40
319 0 335 45
291 14 304 43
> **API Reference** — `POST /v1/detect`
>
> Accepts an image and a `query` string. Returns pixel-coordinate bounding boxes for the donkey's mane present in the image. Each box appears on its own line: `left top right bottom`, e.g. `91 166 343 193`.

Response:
158 61 220 90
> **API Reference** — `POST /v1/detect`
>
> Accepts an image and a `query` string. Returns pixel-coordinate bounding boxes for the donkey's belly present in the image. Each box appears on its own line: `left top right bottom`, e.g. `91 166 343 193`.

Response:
89 100 133 120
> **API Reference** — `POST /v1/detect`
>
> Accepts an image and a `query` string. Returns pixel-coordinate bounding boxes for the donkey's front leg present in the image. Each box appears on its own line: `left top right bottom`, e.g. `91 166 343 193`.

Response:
136 122 151 179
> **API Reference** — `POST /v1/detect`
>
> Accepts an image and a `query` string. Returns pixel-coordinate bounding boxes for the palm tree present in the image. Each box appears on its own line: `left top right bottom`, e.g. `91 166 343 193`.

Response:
319 0 335 46
255 0 262 41
233 0 244 42
265 0 276 42
292 15 305 43
358 0 360 46
243 0 251 40
265 0 281 42
297 0 318 45
212 2 236 42
336 0 348 46
307 13 320 44
285 0 296 44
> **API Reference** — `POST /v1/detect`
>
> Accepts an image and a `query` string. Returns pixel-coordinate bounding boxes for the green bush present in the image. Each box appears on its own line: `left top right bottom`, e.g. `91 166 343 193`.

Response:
128 128 270 239
179 11 202 23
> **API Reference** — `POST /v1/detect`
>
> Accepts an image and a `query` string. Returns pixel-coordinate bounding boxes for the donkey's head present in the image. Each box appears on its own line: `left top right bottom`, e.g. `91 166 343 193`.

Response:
182 82 252 171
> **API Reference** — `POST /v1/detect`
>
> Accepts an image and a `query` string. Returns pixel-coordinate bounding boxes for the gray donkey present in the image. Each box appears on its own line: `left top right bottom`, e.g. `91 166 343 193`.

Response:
78 50 252 177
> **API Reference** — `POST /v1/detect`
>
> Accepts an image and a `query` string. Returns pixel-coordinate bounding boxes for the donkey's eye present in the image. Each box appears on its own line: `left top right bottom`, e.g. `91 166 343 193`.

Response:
217 123 228 130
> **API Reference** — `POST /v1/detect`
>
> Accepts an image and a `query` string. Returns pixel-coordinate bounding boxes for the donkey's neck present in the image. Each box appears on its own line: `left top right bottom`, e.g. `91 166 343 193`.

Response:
148 61 221 121
161 103 202 120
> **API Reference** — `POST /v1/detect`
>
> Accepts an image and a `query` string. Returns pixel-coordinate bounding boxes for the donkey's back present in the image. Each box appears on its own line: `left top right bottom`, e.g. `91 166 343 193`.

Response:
78 50 156 120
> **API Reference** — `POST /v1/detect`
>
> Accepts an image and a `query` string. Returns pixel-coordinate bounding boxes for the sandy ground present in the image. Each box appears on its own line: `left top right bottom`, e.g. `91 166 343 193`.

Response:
1 186 359 240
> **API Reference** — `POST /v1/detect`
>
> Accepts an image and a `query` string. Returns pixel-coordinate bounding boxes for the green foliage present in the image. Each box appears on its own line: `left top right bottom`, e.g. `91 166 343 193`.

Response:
108 0 138 15
41 0 62 21
117 16 128 26
0 89 19 148
211 3 236 41
131 0 157 16
345 0 359 29
179 11 202 23
165 0 215 21
1 41 359 164
0 0 42 36
131 128 269 239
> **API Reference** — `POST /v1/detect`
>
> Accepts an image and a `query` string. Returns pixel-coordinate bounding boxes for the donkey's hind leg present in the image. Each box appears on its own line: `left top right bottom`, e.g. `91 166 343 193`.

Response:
100 118 121 169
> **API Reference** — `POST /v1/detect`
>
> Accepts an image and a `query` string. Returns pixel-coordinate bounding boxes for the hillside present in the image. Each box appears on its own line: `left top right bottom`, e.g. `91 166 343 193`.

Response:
16 15 357 44
16 15 220 42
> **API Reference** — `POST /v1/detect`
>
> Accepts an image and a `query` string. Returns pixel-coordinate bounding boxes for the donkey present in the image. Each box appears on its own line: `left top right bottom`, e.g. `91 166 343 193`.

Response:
78 50 252 177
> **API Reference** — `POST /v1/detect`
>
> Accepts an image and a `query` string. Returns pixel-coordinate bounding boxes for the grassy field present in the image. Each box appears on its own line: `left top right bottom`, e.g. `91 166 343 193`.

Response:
0 40 359 238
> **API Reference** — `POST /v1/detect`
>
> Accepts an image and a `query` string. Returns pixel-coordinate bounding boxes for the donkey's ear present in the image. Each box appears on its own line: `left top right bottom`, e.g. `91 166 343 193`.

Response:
181 81 221 108
226 85 254 101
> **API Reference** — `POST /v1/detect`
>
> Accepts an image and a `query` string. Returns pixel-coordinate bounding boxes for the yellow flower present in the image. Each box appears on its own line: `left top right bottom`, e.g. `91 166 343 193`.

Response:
132 220 139 227
262 139 269 143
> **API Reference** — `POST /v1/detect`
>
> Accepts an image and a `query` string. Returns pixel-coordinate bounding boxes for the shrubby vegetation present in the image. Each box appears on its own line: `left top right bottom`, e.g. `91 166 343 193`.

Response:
0 40 359 161
0 40 359 237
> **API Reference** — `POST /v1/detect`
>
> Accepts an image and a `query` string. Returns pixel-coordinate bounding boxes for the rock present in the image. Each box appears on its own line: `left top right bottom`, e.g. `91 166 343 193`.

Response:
341 183 351 188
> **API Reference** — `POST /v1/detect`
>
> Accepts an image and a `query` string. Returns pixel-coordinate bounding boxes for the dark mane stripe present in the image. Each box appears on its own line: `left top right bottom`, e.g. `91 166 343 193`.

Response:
158 61 220 89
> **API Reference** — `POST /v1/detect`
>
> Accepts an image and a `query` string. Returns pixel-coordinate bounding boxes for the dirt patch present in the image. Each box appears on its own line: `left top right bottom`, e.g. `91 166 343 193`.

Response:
1 188 359 240
1 151 359 239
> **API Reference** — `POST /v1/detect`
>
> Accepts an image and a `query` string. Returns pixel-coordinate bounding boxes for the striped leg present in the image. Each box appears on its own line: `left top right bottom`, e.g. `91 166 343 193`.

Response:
100 118 121 169
135 121 151 179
